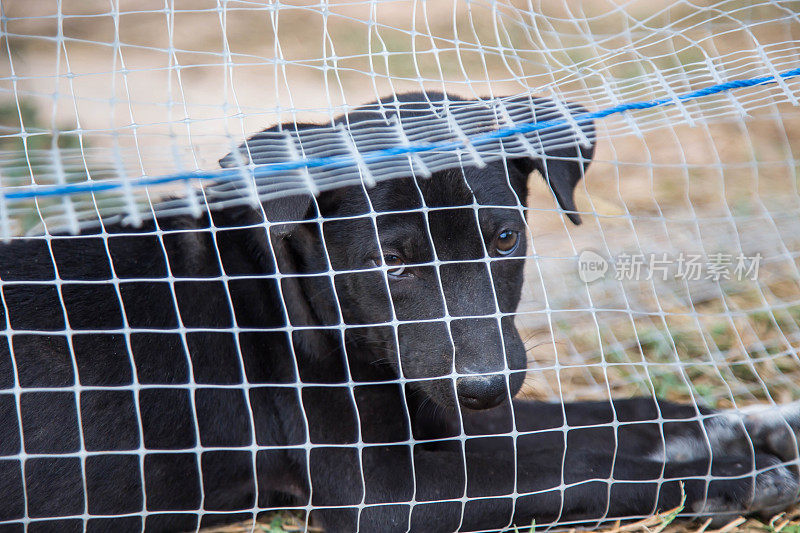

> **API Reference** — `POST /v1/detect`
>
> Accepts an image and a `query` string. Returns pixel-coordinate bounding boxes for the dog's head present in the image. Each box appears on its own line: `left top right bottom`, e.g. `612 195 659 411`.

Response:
220 93 595 411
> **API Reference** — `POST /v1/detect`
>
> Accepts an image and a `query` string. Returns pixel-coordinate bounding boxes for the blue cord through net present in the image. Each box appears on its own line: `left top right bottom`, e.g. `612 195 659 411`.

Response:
3 66 800 202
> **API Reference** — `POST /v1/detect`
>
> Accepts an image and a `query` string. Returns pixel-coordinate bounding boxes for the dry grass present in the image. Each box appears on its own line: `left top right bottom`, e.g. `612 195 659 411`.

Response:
197 505 800 533
199 512 321 533
585 507 800 533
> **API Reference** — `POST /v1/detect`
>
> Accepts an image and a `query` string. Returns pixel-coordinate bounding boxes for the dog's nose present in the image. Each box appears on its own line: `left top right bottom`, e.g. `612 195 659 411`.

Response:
456 374 508 410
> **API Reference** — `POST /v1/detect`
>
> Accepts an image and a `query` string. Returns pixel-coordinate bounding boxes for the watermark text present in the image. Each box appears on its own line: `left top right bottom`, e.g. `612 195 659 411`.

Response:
577 251 761 283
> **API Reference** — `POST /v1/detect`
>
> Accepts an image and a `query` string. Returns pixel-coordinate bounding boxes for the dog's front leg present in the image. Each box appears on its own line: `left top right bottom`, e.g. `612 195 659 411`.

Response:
305 439 795 532
308 399 800 532
504 397 800 526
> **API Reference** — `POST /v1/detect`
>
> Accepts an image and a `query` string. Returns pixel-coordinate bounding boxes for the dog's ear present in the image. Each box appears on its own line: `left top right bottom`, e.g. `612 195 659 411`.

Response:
219 124 317 237
506 99 596 225
220 128 340 344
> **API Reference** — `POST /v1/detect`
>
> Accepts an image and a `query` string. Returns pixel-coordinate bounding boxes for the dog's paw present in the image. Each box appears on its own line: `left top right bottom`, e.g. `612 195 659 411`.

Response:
748 457 799 517
699 401 800 465
692 455 799 526
742 402 800 463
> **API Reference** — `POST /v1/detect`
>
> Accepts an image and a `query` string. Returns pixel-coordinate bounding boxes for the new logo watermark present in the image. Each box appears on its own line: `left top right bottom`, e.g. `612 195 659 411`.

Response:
577 251 761 283
577 250 609 283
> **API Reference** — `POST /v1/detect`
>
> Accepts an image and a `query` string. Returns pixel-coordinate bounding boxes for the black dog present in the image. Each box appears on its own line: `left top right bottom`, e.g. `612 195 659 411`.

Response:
0 92 798 533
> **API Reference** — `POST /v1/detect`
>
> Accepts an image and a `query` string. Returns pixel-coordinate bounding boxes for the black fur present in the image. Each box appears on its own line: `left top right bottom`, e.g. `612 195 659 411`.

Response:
0 92 797 533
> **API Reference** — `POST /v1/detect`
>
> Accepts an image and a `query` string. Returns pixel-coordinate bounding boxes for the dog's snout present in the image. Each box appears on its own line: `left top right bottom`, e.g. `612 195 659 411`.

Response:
456 374 508 410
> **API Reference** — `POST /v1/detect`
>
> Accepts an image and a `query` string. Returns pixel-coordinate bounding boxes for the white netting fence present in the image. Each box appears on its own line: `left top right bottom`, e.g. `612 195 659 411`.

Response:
2 1 800 531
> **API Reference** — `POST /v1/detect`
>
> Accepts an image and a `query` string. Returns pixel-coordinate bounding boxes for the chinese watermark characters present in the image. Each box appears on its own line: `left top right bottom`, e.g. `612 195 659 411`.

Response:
578 250 761 283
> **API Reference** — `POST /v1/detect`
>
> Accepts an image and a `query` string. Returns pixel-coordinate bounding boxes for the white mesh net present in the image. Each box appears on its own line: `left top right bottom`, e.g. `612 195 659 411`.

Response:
2 1 800 532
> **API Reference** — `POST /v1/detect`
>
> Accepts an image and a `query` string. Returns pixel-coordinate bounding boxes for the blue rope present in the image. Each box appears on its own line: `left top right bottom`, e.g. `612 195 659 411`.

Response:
4 66 800 202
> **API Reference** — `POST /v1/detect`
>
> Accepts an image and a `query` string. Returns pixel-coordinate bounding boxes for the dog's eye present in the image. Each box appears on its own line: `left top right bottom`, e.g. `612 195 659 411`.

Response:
495 230 520 256
383 254 406 277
